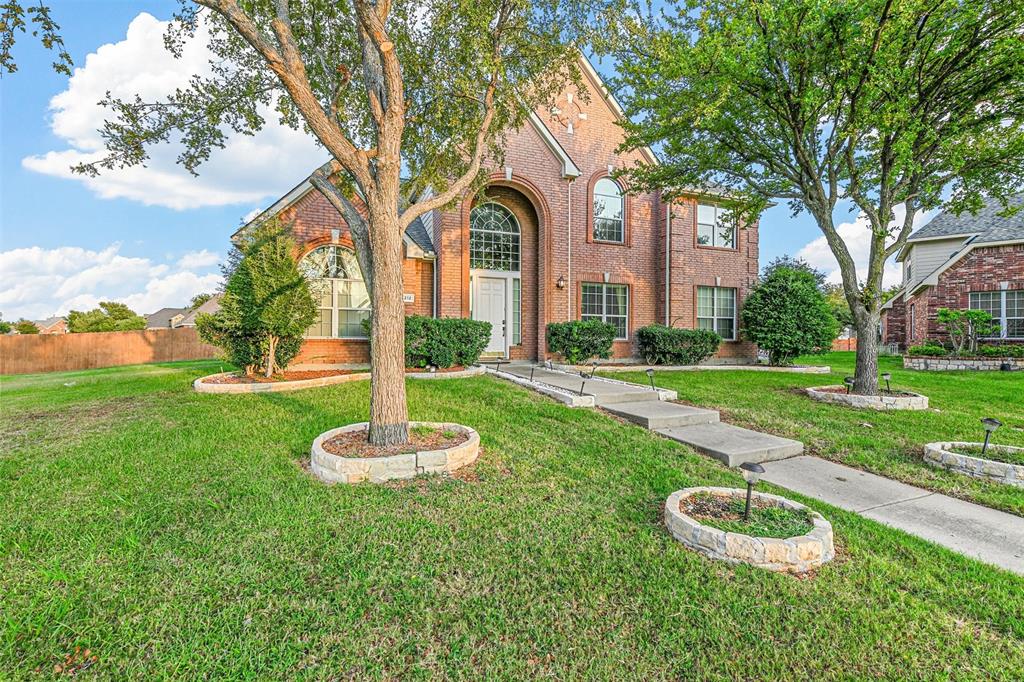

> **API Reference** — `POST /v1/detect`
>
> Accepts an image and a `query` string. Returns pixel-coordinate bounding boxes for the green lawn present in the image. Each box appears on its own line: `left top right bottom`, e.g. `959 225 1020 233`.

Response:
2 359 1023 678
607 352 1024 517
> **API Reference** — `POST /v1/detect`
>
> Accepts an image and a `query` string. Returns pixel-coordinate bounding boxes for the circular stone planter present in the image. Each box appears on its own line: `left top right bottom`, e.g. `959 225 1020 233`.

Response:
194 365 484 393
923 442 1024 488
664 487 835 574
805 385 929 410
310 421 480 484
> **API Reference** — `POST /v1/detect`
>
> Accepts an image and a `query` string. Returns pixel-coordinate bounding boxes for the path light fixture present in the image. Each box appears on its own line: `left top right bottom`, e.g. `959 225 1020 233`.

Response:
843 376 855 394
579 373 587 396
882 372 892 393
546 359 553 371
739 462 766 521
981 417 1002 455
646 368 656 391
590 361 598 379
529 365 536 382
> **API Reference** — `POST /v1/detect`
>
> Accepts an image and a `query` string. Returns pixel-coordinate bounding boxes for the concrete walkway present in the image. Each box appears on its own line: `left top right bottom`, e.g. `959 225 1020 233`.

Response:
761 456 1024 575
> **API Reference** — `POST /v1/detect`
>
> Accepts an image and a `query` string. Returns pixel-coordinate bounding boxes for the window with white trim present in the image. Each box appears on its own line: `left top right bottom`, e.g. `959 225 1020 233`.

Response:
470 202 520 271
697 286 736 340
581 283 628 339
696 203 736 248
970 290 1024 339
300 246 370 339
593 178 624 243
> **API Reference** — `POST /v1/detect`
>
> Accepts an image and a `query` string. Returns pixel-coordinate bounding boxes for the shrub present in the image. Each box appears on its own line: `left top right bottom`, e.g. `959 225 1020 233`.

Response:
67 302 145 333
197 220 316 376
636 325 721 365
373 315 492 369
740 267 839 365
936 307 999 356
978 344 1024 358
13 319 39 334
907 342 948 357
545 320 616 364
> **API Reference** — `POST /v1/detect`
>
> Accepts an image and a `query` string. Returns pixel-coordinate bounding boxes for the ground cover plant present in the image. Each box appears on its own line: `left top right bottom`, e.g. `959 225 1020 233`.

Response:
2 359 1023 677
609 352 1024 516
945 444 1024 467
681 492 814 538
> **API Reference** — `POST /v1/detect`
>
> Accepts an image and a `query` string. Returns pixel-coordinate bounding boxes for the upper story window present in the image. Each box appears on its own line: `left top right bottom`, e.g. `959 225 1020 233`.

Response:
697 203 736 249
593 178 625 243
300 245 370 338
470 202 520 272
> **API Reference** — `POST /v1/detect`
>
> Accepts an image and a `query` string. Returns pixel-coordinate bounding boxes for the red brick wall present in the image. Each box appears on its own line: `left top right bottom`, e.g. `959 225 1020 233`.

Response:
881 295 906 346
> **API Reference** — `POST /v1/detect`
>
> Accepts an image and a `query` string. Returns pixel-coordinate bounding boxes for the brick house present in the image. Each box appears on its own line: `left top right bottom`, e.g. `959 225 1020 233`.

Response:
32 316 67 334
881 194 1024 348
235 57 761 366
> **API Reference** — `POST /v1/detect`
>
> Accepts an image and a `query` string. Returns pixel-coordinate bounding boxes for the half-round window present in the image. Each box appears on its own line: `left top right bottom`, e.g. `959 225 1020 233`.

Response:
299 245 370 338
593 178 624 243
470 202 520 272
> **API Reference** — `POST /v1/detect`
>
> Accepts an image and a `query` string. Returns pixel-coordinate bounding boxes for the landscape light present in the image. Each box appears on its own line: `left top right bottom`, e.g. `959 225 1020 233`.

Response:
579 373 587 396
843 376 855 394
591 361 598 379
646 368 656 391
981 417 1002 455
882 372 892 393
739 462 766 521
529 365 536 382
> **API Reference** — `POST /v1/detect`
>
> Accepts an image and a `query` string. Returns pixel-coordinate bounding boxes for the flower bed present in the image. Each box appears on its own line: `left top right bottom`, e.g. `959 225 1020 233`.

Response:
664 487 834 574
805 385 929 410
923 441 1024 488
903 356 1024 371
193 365 484 393
310 421 480 484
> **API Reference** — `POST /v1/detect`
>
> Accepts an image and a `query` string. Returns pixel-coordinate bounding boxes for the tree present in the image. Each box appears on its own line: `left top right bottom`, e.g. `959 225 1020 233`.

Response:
190 292 214 309
0 320 11 334
0 2 71 76
936 307 998 356
762 255 826 288
741 267 839 365
197 220 316 377
823 283 854 331
610 0 1024 394
13 319 39 334
67 303 146 333
72 0 593 446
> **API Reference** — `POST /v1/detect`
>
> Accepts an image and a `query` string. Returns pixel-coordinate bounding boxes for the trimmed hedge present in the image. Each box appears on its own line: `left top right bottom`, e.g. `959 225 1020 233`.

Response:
907 341 1024 358
363 315 492 369
546 320 616 365
907 343 948 357
636 325 721 365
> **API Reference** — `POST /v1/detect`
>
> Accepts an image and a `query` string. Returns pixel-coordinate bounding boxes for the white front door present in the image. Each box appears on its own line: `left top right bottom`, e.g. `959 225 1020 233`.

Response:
473 276 507 355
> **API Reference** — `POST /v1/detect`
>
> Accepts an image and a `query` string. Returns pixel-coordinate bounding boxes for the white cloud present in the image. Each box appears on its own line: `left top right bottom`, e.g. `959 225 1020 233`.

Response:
21 12 325 210
0 244 221 320
795 204 937 288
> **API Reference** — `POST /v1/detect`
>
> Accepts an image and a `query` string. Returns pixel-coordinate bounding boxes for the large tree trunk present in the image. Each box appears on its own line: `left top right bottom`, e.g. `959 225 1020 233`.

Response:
366 208 410 447
852 309 880 395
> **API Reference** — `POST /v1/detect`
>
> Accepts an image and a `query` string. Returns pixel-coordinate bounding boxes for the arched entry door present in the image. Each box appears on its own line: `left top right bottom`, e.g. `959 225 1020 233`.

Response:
469 202 520 357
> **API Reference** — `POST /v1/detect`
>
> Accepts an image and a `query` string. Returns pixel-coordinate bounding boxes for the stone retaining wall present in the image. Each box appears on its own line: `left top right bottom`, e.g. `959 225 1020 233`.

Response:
664 487 834 574
923 442 1024 488
806 386 929 410
903 356 1024 371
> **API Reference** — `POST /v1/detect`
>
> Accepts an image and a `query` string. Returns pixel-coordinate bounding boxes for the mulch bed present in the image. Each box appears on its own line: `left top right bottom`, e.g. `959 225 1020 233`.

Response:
321 426 469 458
206 369 365 384
682 492 776 520
681 492 814 538
814 386 917 397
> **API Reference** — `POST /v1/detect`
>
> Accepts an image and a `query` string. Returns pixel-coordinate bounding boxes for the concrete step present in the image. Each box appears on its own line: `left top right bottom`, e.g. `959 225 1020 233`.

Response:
655 422 803 467
604 401 720 429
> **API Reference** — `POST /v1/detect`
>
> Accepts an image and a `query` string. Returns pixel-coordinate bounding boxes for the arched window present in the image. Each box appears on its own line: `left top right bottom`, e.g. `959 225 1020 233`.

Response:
593 178 624 243
299 245 370 338
470 202 520 272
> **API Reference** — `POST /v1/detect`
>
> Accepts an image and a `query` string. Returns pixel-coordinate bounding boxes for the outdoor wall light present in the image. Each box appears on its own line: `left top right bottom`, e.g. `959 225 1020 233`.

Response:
646 368 656 391
981 417 1002 455
556 275 567 289
882 372 892 393
739 462 766 521
843 376 855 394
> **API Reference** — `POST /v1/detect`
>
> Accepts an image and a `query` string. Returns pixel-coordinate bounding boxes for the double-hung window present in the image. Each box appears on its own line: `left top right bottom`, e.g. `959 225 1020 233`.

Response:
581 283 628 339
970 290 1024 339
696 203 736 248
697 286 737 340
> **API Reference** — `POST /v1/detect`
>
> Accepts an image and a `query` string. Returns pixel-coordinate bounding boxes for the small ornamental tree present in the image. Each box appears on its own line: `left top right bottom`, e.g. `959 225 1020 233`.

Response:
741 268 839 366
936 308 998 356
198 220 316 377
13 319 39 334
0 321 12 334
67 303 146 333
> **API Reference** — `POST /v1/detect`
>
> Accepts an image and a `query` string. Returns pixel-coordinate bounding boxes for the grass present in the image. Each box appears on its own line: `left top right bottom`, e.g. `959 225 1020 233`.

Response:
683 492 814 538
947 444 1024 466
608 352 1024 516
1 359 1023 678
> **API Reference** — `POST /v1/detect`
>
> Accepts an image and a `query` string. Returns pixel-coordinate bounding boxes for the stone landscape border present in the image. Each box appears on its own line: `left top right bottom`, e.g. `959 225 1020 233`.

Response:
484 366 595 407
193 365 485 393
310 421 480 484
904 356 1024 371
561 363 831 374
664 487 835 574
923 441 1024 488
805 385 929 410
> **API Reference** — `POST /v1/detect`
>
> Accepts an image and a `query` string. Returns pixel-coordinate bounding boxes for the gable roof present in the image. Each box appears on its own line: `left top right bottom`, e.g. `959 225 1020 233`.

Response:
177 295 222 327
907 193 1024 244
145 307 189 328
34 316 65 329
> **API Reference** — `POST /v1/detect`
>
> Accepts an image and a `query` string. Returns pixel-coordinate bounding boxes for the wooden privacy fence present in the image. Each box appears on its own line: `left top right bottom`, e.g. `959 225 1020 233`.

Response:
0 327 219 375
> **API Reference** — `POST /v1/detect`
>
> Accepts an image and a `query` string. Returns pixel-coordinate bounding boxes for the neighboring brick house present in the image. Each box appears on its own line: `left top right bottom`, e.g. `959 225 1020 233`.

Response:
881 194 1024 348
145 307 189 329
235 57 761 365
32 316 67 334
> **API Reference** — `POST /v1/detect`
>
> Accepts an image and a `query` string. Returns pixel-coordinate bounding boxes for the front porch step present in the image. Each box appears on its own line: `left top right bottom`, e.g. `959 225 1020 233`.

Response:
655 422 803 467
604 400 720 429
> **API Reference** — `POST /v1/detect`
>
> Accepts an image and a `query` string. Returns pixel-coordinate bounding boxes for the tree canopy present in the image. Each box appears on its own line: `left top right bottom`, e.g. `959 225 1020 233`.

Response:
68 303 147 333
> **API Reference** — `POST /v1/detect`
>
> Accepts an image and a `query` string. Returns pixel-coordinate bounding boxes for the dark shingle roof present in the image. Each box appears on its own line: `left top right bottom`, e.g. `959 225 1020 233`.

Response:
908 194 1024 244
145 308 188 328
405 216 434 254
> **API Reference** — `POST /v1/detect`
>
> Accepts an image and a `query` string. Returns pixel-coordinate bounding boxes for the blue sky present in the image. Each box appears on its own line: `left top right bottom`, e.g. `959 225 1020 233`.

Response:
0 1 900 321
